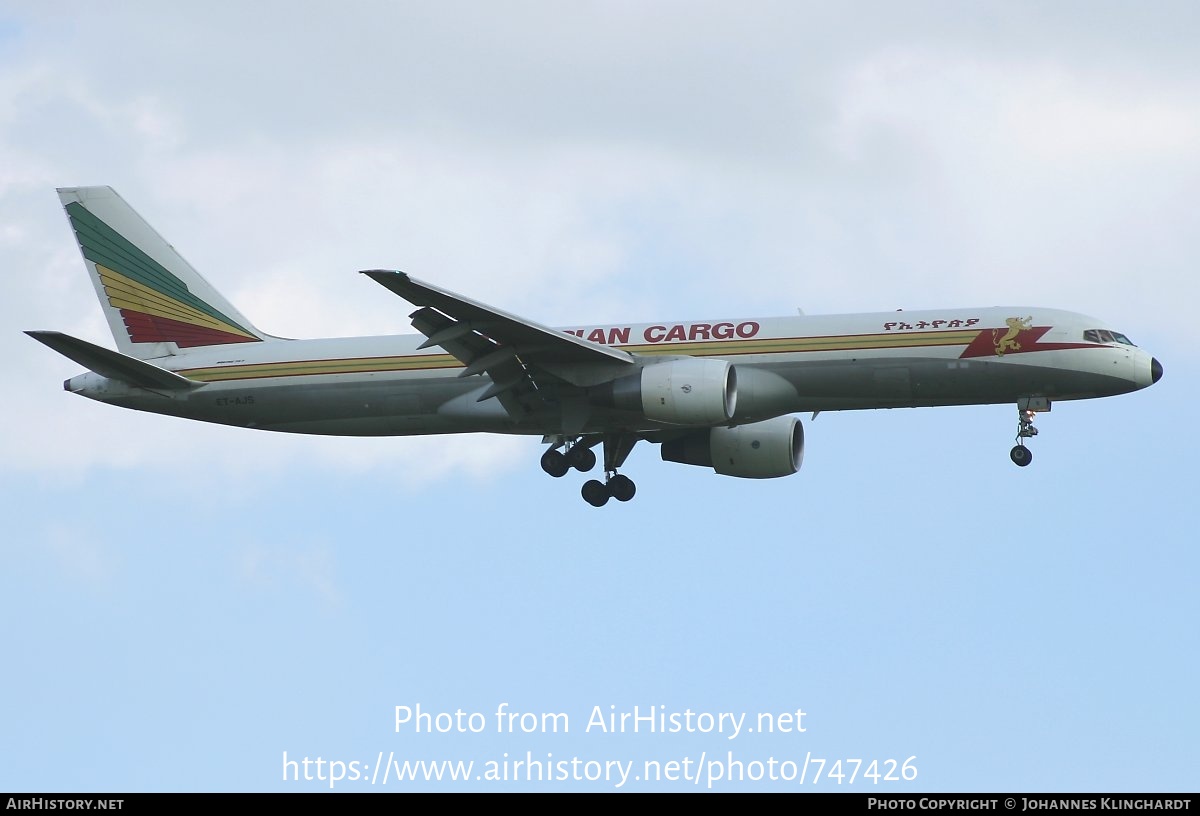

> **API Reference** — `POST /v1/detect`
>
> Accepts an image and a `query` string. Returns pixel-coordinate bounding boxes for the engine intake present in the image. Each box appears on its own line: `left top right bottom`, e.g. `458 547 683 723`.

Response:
660 415 803 478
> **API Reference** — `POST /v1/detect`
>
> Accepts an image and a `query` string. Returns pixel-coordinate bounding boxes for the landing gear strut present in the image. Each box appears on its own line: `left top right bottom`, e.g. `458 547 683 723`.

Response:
1010 410 1037 467
543 434 639 506
1009 398 1049 467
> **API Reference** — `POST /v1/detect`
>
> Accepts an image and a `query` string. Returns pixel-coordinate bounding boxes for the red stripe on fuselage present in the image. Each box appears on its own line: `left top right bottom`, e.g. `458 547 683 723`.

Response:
959 326 1095 359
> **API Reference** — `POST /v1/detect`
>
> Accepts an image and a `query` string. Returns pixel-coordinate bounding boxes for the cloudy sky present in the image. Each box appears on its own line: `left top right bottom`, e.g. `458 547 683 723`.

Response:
2 1 1196 791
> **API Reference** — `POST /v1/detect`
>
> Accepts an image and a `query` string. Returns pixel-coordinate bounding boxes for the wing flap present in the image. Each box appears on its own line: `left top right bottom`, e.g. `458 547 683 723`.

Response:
408 306 538 418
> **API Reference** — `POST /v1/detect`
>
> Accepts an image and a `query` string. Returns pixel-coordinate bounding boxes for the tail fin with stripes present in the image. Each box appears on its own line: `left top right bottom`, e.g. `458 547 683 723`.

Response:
57 186 271 359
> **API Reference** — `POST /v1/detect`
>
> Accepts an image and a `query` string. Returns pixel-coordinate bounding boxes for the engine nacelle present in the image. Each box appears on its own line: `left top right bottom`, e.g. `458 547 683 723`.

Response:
607 358 737 425
660 415 803 479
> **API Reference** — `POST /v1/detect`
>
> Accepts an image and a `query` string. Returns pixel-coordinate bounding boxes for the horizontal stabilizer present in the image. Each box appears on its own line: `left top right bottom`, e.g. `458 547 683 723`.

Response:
25 331 200 390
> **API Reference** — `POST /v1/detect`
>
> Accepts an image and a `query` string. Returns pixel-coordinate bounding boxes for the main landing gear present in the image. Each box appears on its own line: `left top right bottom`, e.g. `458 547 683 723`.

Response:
541 434 639 506
1009 398 1049 468
581 473 636 507
539 441 596 477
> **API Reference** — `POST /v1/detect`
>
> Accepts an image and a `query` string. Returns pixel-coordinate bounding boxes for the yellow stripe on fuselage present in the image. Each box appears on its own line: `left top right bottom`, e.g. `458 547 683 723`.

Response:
174 328 982 383
181 353 462 382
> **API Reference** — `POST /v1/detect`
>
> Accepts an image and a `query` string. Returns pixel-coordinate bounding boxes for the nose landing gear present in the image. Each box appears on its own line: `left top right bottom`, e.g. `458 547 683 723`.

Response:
1010 398 1049 467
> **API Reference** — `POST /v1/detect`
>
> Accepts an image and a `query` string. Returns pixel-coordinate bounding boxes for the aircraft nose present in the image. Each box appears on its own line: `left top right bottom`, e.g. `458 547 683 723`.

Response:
1151 357 1163 384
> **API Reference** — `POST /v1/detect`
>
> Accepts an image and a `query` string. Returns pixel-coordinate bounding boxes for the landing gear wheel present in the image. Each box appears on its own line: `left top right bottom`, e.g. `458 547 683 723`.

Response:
608 474 636 502
540 448 569 478
566 446 597 473
1009 402 1044 468
581 479 610 507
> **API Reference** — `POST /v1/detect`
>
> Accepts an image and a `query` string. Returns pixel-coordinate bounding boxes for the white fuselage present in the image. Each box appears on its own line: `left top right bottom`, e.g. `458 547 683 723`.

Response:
65 306 1158 438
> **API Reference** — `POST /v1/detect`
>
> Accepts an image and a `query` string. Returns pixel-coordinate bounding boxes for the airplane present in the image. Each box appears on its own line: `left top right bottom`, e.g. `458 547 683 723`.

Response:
27 186 1163 506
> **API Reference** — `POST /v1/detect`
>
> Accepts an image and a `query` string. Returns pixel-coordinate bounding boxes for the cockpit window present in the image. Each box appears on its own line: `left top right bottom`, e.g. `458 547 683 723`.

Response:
1084 329 1135 346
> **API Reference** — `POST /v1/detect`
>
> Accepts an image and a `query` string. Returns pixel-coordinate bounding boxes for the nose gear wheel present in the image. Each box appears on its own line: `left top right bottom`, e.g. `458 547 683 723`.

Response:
1010 406 1039 467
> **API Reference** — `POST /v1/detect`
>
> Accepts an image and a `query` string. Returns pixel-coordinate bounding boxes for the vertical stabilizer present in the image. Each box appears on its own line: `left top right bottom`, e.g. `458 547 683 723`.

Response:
57 186 271 359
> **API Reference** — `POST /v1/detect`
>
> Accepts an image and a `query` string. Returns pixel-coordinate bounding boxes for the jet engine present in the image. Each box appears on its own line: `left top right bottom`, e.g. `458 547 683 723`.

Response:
605 358 737 425
660 415 803 478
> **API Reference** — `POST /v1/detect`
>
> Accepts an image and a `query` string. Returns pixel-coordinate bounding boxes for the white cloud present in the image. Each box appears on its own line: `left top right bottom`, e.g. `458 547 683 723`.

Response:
2 2 1193 484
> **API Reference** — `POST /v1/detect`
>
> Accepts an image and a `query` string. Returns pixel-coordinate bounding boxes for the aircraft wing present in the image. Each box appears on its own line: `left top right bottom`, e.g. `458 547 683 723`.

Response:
362 271 635 414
